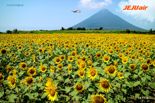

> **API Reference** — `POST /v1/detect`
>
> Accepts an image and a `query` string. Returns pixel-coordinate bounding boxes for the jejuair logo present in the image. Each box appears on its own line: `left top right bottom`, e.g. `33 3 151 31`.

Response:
123 5 148 10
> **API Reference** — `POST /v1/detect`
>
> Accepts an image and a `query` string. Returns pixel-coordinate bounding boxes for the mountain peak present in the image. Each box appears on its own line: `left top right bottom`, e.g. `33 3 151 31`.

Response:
73 9 143 30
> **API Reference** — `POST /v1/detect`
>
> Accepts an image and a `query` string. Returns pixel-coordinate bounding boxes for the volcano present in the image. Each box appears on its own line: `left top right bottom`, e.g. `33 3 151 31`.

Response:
73 9 144 30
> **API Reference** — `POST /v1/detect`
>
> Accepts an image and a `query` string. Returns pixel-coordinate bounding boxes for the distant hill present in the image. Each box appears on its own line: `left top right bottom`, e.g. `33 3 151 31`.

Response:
73 9 144 31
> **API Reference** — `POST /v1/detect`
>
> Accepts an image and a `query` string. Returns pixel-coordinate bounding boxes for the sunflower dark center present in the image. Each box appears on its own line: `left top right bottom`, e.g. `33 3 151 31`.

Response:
50 89 56 96
80 71 84 76
58 65 62 68
119 73 123 77
80 63 85 68
30 69 35 74
56 58 60 62
101 81 109 89
94 96 105 103
70 57 73 60
61 56 64 60
96 53 101 57
105 57 109 61
27 78 33 84
147 60 151 64
11 78 15 84
76 84 83 91
72 52 76 56
142 64 148 70
90 69 96 76
22 64 26 68
1 49 6 54
130 65 135 70
42 67 46 71
0 73 3 80
108 67 115 73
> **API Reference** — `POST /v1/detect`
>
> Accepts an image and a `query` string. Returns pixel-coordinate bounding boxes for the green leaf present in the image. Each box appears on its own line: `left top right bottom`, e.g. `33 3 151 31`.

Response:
141 89 149 96
88 88 94 92
133 81 141 87
70 90 78 97
8 94 17 102
124 72 131 78
133 74 138 79
149 83 155 89
37 83 42 87
41 93 47 99
19 71 25 77
93 62 98 67
33 93 39 98
122 89 127 94
135 93 140 99
84 81 91 89
65 87 71 93
115 83 121 88
64 78 70 83
138 71 143 75
0 89 4 98
25 93 34 100
146 75 151 81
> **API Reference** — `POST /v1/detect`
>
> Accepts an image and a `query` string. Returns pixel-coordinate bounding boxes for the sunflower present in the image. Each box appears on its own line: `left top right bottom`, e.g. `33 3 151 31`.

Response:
122 56 128 64
32 54 36 62
87 59 93 66
76 55 81 60
108 49 113 54
57 64 63 70
113 60 118 66
68 56 74 62
11 69 17 76
77 68 85 78
1 48 7 54
105 65 117 76
68 64 72 74
7 75 16 89
71 50 77 56
103 55 110 63
81 49 86 55
146 58 152 65
44 78 57 101
39 48 45 53
99 78 111 92
130 64 136 71
81 56 86 61
118 53 124 59
54 57 61 64
27 67 36 76
91 94 107 103
24 76 34 85
50 65 55 73
153 60 155 67
40 64 47 73
96 52 102 58
141 63 149 71
5 65 12 73
87 67 98 80
19 62 27 70
74 82 84 93
117 72 124 79
78 61 86 69
59 55 65 61
0 72 3 82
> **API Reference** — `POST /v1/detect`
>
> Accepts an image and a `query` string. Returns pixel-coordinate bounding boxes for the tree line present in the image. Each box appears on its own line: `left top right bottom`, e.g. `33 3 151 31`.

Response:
0 28 155 34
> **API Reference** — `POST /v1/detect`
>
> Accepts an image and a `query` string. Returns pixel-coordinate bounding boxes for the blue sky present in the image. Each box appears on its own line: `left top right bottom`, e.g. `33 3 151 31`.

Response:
0 0 155 32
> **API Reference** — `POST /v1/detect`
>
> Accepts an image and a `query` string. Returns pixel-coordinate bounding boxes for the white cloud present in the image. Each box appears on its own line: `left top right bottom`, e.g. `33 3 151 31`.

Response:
119 0 155 22
80 0 112 9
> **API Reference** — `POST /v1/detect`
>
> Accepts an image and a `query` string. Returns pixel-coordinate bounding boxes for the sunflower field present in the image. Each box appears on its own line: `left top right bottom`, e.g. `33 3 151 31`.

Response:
0 34 155 103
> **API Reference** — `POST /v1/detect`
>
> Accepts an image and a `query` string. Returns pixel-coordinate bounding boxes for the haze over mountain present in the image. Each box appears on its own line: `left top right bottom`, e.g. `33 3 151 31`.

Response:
73 9 144 30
